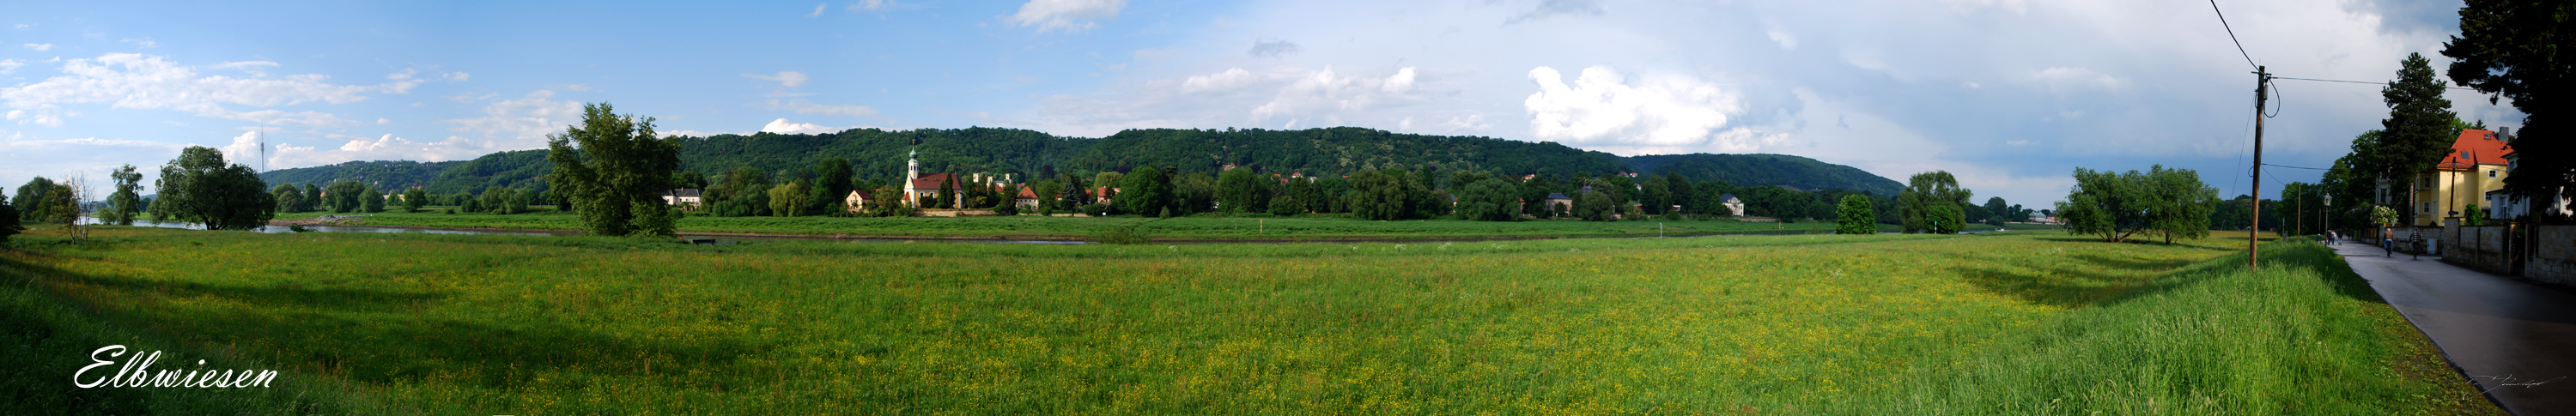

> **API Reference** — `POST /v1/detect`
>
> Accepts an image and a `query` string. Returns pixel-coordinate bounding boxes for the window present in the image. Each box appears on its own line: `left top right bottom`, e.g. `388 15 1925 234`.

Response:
2489 170 2498 178
2422 202 2434 214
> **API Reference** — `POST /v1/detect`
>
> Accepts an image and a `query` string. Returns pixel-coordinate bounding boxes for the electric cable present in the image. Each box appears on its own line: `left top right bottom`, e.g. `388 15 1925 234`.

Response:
2208 0 2258 69
2275 76 2482 91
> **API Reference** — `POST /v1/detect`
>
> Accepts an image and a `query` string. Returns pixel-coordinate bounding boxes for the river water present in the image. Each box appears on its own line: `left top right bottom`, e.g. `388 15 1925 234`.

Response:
75 217 1087 244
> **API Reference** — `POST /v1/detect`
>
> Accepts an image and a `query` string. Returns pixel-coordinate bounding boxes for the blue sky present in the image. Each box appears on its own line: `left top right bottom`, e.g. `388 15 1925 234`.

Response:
0 0 2523 208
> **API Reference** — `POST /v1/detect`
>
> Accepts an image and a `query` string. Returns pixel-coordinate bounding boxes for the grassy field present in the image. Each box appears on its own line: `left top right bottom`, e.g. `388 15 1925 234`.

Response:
274 208 2026 240
0 227 2492 414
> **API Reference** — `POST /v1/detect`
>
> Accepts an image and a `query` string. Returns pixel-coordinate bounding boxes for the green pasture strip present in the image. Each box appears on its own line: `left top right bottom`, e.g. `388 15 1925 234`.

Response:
1832 238 2499 414
284 209 2017 240
4 228 2283 414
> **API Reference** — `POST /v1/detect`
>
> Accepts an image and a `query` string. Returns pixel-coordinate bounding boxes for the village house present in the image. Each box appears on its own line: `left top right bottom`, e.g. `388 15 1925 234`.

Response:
2386 129 2510 226
661 189 703 209
1015 188 1042 211
844 189 874 213
1719 193 1746 217
1544 192 1573 214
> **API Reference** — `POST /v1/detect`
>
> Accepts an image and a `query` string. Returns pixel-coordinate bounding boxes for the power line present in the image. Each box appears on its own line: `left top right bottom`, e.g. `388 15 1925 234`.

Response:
2262 163 2330 171
2208 0 2257 69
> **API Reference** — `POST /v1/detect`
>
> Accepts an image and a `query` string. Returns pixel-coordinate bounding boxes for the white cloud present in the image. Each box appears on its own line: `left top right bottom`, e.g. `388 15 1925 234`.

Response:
1248 39 1301 58
0 59 20 75
21 43 49 51
744 70 811 88
1007 0 1126 33
1036 65 1451 136
442 90 582 143
1181 68 1259 93
851 0 888 10
222 130 265 166
2 136 181 149
1506 0 1606 24
809 3 827 16
120 38 158 48
759 118 844 135
1765 27 1797 51
766 99 878 117
0 53 414 127
2028 67 2124 93
1523 66 1746 154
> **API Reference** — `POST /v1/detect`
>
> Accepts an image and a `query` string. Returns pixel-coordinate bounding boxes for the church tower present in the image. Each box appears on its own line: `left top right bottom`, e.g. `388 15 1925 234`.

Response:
904 148 920 207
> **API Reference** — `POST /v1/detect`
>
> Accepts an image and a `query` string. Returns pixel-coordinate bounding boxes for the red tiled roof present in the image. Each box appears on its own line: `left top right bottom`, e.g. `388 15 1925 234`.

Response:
909 173 957 190
1017 188 1038 199
2436 129 2512 170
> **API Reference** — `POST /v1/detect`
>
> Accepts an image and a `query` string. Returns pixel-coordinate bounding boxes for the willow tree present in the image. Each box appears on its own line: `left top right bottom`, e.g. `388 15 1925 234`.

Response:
546 103 683 237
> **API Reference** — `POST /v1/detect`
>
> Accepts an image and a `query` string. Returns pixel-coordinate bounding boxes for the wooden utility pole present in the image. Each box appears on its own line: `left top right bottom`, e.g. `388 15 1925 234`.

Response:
2251 66 2270 271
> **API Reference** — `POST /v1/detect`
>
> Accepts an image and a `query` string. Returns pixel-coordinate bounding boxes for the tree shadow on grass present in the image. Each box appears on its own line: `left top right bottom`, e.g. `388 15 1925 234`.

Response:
0 254 769 392
1946 239 2385 310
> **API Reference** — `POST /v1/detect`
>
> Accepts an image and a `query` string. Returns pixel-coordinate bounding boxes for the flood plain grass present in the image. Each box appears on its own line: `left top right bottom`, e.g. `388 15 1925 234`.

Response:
0 226 2491 414
276 208 2018 240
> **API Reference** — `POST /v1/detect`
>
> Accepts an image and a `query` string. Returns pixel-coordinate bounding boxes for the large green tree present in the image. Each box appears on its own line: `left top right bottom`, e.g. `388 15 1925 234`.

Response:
546 103 683 237
2374 53 2462 225
1835 194 1876 234
1455 174 1520 221
1216 167 1271 214
0 191 21 243
102 165 144 225
1116 166 1174 216
13 178 57 223
150 147 276 231
2445 0 2573 220
2058 166 2216 244
1899 171 1971 234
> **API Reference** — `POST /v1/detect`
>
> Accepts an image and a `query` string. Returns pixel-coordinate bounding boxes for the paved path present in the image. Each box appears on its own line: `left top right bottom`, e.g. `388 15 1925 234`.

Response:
2333 242 2576 415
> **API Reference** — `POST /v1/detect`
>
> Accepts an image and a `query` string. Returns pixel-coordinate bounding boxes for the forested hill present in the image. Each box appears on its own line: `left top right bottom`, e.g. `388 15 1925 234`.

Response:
257 160 463 192
258 126 1903 196
1623 154 1905 197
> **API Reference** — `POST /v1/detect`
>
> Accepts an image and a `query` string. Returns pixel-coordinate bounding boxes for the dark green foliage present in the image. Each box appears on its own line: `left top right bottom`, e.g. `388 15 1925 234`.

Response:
2059 166 2217 244
1899 172 1971 234
1216 167 1270 214
103 165 144 225
403 189 429 213
1574 190 1616 221
12 178 56 223
547 102 683 238
480 187 530 214
256 160 464 195
300 184 321 213
149 147 276 231
2445 0 2573 216
0 196 19 242
1116 166 1173 216
323 181 369 214
1347 169 1412 220
807 158 854 215
1055 173 1091 210
1625 154 1905 197
2363 53 2461 226
1455 174 1520 221
270 184 305 214
1835 195 1876 235
709 166 772 217
994 183 1022 216
1173 171 1216 214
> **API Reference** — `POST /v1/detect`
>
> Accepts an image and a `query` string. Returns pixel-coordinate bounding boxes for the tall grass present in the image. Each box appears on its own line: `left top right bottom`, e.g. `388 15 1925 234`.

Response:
0 228 2491 414
1840 238 2497 414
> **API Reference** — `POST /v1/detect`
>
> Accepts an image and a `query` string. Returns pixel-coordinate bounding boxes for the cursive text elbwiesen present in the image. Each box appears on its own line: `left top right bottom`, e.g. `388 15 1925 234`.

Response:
73 346 276 389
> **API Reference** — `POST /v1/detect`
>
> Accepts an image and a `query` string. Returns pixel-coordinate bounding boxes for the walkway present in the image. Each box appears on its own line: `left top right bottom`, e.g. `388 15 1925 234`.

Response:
2333 242 2576 415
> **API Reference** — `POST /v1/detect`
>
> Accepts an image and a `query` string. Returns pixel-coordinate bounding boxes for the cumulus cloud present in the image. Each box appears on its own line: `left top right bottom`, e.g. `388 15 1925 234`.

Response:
1523 66 1747 153
1007 0 1126 33
443 90 583 142
1505 0 1605 24
744 70 811 88
1036 65 1454 136
21 43 49 51
1248 39 1301 58
760 118 844 135
0 59 20 75
0 53 416 127
120 38 158 48
2028 67 2124 93
766 99 878 117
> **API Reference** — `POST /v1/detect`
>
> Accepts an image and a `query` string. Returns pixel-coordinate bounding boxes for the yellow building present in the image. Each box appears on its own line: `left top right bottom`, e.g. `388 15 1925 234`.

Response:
2401 129 2511 226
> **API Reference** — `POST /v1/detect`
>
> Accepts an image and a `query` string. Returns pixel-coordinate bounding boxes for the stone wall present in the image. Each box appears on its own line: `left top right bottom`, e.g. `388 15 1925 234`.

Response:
2532 225 2576 286
2444 226 2515 274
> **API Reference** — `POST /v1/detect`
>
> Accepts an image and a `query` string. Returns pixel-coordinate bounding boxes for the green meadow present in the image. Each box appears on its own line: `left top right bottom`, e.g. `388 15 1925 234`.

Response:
273 208 2035 240
0 227 2493 414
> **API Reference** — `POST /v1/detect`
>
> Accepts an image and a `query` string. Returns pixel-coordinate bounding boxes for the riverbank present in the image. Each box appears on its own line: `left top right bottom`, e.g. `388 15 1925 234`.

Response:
267 208 2029 242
